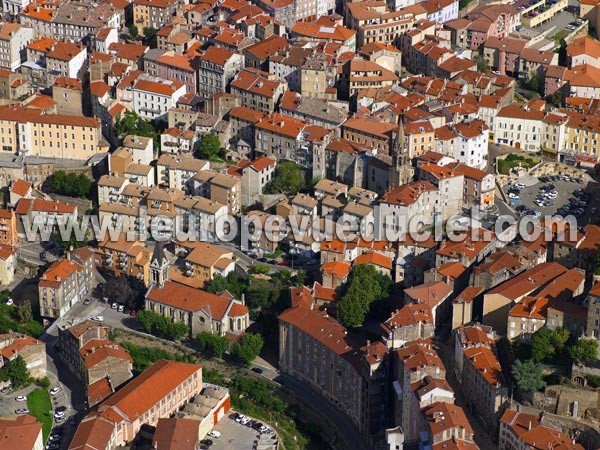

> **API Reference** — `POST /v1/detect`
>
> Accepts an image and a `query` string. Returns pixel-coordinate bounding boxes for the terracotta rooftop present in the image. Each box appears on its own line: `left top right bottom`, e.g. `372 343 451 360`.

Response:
487 262 567 301
405 281 453 309
424 402 474 438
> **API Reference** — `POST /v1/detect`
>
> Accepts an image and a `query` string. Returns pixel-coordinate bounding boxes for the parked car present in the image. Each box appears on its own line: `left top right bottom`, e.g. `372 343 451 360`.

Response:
15 408 29 414
118 304 124 312
278 260 290 267
5 298 13 306
207 431 221 439
55 416 67 424
130 309 137 317
83 298 92 305
251 367 263 374
50 387 60 396
257 257 268 263
111 303 118 309
1 384 13 394
91 315 104 322
15 395 27 402
508 192 519 199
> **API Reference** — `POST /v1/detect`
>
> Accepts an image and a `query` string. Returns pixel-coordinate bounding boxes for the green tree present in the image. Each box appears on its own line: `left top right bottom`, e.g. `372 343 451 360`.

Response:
50 170 66 193
1 355 30 388
337 265 392 328
531 327 554 362
35 376 50 389
194 132 222 160
264 162 305 195
136 310 156 334
246 280 280 310
231 333 264 366
550 327 570 353
569 338 598 363
205 272 247 299
49 171 92 198
129 25 138 38
114 111 159 152
197 332 229 358
102 276 133 307
135 310 189 340
16 301 33 323
512 359 546 392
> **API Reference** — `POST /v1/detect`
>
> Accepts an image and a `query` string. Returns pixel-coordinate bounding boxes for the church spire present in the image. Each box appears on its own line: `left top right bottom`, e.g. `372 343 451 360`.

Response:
389 114 413 188
150 241 169 288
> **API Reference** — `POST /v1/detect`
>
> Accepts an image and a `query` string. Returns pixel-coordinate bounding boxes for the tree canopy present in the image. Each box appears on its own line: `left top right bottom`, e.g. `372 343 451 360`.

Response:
196 332 229 358
114 111 159 151
0 355 30 388
231 333 263 366
337 265 392 328
569 338 598 363
194 132 222 161
49 171 91 198
205 272 247 299
136 310 189 340
512 359 546 392
246 280 280 310
531 327 570 362
264 161 305 195
51 220 89 254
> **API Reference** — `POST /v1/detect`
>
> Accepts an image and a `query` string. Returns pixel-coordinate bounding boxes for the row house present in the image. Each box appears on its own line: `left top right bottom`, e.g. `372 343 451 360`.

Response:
418 163 464 218
0 23 34 72
243 35 289 70
471 251 525 291
144 50 197 95
483 262 568 334
378 181 440 238
132 74 186 122
156 154 210 191
339 59 398 102
393 338 445 440
176 242 235 287
499 409 584 450
451 162 495 207
15 198 77 228
230 68 288 114
405 281 454 330
95 235 152 283
381 304 435 349
254 113 333 175
0 69 31 101
291 16 356 52
173 196 228 243
226 156 276 206
20 0 122 44
566 36 600 68
228 106 265 158
0 209 18 249
38 249 95 319
345 2 427 48
434 119 489 170
341 117 396 157
156 23 196 53
198 46 244 98
422 402 474 446
269 47 333 97
190 170 241 215
279 92 349 131
58 320 132 406
69 360 203 449
279 304 390 448
133 0 178 31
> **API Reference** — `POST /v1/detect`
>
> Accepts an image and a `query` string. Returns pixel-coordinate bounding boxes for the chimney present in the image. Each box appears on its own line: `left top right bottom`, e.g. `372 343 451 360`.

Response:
528 421 532 431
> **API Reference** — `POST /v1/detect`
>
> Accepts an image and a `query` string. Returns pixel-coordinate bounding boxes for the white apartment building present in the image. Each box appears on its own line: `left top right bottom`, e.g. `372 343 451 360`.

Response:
156 154 210 191
97 175 130 205
454 120 489 170
0 23 34 71
294 0 335 22
419 164 464 218
132 75 186 122
377 181 441 239
493 105 545 152
2 0 30 15
424 0 459 23
46 42 87 84
123 135 154 166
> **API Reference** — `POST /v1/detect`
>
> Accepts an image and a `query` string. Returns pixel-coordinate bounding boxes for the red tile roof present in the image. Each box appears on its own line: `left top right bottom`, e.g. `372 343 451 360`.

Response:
423 402 474 438
98 360 201 423
146 281 248 319
320 261 351 279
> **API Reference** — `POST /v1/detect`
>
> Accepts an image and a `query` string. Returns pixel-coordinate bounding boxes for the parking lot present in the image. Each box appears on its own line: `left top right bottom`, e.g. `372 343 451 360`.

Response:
504 174 599 224
207 415 265 450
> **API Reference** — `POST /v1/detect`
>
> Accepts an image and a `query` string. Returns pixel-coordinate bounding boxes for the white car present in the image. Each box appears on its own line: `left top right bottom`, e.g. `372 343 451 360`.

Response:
15 408 29 414
50 387 60 396
54 412 65 419
240 417 250 425
5 298 13 306
92 315 104 322
118 305 124 312
15 395 27 402
207 431 221 439
235 414 246 423
111 303 118 309
508 193 519 199
55 416 67 424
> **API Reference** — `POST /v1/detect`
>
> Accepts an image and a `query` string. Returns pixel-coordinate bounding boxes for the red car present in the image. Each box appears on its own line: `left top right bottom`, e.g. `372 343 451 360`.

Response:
130 309 137 317
278 260 291 267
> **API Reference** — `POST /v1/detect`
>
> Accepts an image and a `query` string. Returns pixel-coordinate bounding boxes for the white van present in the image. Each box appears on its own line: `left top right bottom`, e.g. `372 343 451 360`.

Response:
207 431 221 439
